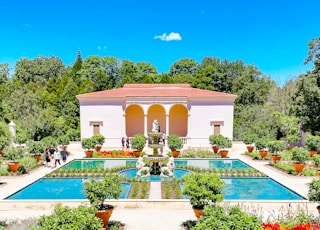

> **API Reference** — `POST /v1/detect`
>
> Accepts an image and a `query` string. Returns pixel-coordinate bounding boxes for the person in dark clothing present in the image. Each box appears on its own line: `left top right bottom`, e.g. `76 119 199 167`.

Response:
61 149 68 163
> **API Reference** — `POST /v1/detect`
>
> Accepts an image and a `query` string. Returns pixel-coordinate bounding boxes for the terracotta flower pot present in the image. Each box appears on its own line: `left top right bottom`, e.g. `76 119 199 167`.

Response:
8 162 20 173
292 162 305 173
310 151 317 157
259 150 268 159
134 150 142 157
34 155 42 162
85 150 93 158
171 150 180 158
192 207 204 219
271 155 281 163
212 145 219 154
246 146 254 153
317 170 320 177
95 145 102 152
95 208 113 228
220 150 229 158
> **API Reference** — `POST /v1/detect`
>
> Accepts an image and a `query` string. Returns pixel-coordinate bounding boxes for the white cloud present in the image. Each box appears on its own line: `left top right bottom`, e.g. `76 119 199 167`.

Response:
154 32 182 41
97 45 107 50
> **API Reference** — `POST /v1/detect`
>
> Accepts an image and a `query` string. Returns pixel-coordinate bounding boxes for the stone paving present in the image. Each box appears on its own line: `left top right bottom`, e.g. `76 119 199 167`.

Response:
0 143 319 230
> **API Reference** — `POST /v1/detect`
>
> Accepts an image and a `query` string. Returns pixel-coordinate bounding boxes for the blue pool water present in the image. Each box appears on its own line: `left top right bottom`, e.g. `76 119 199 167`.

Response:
118 168 192 181
5 178 131 200
174 159 252 169
61 159 253 170
221 177 304 200
5 159 305 200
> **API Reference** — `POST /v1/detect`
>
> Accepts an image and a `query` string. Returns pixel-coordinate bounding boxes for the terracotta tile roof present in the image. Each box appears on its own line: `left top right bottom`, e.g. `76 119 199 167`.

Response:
76 84 237 99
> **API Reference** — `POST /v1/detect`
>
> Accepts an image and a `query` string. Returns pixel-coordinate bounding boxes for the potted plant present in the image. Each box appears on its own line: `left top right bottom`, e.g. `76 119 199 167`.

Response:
0 135 10 157
305 135 320 157
255 138 269 159
308 178 320 213
182 173 225 218
286 134 301 150
313 154 320 177
241 133 257 153
291 147 310 173
40 136 58 149
167 134 183 158
81 137 96 157
27 140 45 162
3 146 24 172
83 174 123 228
209 134 224 153
57 135 70 150
218 136 232 158
130 134 147 157
267 140 286 163
92 134 105 151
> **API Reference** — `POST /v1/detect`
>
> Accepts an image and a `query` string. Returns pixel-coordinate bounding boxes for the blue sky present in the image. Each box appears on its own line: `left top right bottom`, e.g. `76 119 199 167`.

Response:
0 0 319 85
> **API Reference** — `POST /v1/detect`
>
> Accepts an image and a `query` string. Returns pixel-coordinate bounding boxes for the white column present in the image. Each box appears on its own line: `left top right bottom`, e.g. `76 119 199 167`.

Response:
187 112 191 137
166 114 169 135
144 114 148 136
122 113 126 137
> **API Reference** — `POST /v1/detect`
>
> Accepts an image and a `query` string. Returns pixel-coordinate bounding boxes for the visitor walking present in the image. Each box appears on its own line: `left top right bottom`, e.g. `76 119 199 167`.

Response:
53 148 61 167
162 133 166 145
126 137 130 151
45 148 51 167
60 148 68 163
121 137 125 151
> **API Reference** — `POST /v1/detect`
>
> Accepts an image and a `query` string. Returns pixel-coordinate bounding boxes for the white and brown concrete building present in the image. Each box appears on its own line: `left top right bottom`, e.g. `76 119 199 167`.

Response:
76 84 237 148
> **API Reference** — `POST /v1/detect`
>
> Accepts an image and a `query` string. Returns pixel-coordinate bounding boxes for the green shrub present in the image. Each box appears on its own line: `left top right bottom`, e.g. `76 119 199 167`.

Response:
19 156 39 172
40 136 57 148
14 132 29 145
313 154 320 168
241 133 257 145
130 134 147 151
27 141 45 156
193 205 262 230
308 179 320 203
57 135 70 146
3 147 25 162
291 147 310 164
182 173 225 209
31 204 103 230
305 135 320 151
167 134 183 150
91 134 105 146
267 140 286 155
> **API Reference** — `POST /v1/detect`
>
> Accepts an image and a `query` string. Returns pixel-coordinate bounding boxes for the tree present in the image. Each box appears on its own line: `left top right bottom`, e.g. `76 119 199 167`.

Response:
13 56 65 85
292 75 320 134
232 65 273 105
304 37 320 65
169 58 198 76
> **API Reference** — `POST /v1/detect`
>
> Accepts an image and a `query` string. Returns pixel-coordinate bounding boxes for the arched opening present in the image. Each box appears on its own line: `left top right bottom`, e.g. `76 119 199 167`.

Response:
147 105 166 133
126 105 144 137
169 104 188 136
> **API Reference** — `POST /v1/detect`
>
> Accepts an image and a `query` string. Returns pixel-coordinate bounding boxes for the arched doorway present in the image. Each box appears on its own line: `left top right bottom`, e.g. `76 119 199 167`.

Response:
169 104 188 136
126 105 144 137
148 105 166 133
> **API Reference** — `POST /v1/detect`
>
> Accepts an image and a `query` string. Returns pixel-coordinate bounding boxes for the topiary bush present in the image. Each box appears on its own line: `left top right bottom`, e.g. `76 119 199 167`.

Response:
192 205 262 230
32 204 103 229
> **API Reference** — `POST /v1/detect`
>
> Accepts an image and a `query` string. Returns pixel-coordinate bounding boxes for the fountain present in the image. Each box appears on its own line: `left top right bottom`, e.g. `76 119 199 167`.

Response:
136 120 174 177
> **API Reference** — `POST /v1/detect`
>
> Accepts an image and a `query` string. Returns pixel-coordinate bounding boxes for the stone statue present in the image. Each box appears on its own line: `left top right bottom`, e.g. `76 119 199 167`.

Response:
160 157 175 177
136 156 150 177
152 120 159 133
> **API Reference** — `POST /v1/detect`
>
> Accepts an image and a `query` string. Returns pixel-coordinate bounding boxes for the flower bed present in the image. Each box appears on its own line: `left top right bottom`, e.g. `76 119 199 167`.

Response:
95 150 135 157
262 222 320 230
